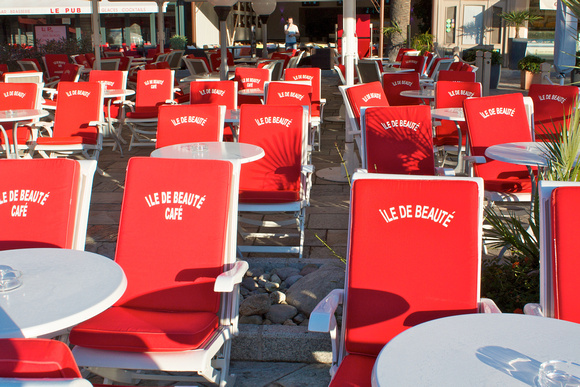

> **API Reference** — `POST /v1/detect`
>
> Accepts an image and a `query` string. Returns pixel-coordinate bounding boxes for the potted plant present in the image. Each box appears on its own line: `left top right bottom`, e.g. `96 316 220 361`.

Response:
500 10 543 69
169 35 187 50
410 31 434 54
518 54 544 90
462 49 503 89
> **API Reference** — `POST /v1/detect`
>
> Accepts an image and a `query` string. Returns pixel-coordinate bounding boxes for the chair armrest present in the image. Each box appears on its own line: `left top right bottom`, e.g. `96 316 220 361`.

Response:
479 298 502 313
214 260 249 292
435 167 455 176
464 155 487 164
88 121 106 127
523 303 544 317
309 288 344 332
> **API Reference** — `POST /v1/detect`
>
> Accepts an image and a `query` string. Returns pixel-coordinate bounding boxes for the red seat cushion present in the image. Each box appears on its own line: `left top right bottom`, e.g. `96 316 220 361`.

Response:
36 134 97 145
125 106 159 119
239 189 300 203
69 307 219 352
329 354 375 387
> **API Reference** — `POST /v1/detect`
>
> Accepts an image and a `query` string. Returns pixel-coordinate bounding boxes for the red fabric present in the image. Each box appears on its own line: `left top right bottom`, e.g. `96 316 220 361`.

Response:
0 338 82 378
89 70 127 119
265 82 312 115
345 82 389 125
70 308 219 352
118 56 132 71
395 48 415 63
285 67 322 102
125 107 159 119
133 69 173 114
551 187 580 323
434 81 482 147
44 54 69 78
422 52 434 76
400 55 426 74
85 53 96 68
428 57 450 78
234 67 270 91
448 62 463 72
190 81 237 109
41 81 103 145
437 70 476 82
73 54 91 69
0 83 38 144
381 72 421 106
271 52 291 69
528 84 579 140
329 354 375 387
463 93 534 194
363 105 434 174
461 62 473 72
59 63 81 82
71 158 233 352
238 105 304 203
156 104 223 148
0 159 79 250
209 50 234 71
344 177 480 357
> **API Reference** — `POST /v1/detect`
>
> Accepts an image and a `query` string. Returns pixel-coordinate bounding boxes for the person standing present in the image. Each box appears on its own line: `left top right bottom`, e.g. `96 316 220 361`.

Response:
284 17 299 50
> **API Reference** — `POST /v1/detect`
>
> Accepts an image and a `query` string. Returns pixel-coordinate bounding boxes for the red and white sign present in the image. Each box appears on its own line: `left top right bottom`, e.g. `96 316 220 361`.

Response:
0 0 163 15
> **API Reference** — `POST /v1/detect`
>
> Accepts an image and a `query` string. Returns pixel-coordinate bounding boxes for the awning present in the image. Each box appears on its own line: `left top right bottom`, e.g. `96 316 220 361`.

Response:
0 0 163 15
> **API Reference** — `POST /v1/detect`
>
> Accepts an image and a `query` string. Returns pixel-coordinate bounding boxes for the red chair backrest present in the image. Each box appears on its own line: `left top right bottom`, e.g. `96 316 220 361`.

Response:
118 56 132 71
345 175 481 357
209 51 234 71
44 54 69 78
53 81 103 143
285 67 322 102
265 82 312 112
271 52 291 69
114 157 232 313
381 72 421 106
528 84 579 139
189 80 237 109
234 67 270 91
550 186 580 322
437 70 476 82
135 69 173 110
363 105 434 174
423 51 434 75
59 63 81 82
0 82 39 144
0 338 82 378
395 48 415 62
345 81 390 123
461 62 473 71
238 105 305 203
156 104 224 148
448 61 463 71
428 57 450 78
85 53 96 68
434 81 482 145
0 159 80 250
89 70 127 119
400 55 426 73
73 54 91 69
463 93 533 188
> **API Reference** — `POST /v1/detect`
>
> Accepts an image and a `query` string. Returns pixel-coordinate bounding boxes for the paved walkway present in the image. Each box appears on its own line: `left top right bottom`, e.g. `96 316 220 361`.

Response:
84 66 550 386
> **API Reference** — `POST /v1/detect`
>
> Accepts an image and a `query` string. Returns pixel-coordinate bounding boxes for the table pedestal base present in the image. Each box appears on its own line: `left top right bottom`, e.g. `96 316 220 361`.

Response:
316 166 349 183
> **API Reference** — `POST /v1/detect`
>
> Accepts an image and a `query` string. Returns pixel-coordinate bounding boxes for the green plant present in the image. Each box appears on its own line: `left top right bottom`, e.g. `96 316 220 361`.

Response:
383 21 402 38
499 10 543 38
462 49 502 66
517 54 545 73
169 35 187 50
410 31 434 54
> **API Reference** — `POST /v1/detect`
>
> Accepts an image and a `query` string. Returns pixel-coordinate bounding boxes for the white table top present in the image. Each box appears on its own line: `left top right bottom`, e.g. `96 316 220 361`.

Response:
151 141 265 164
238 88 264 97
0 248 126 338
180 73 223 82
104 89 135 98
372 313 580 387
400 89 435 99
0 109 49 123
431 107 465 121
485 141 548 167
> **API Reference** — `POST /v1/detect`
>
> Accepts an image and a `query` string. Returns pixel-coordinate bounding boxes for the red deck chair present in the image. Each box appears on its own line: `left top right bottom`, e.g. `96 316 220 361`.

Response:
437 69 476 82
525 182 580 322
237 104 312 259
156 104 225 148
209 50 234 72
309 172 499 386
33 81 106 163
73 54 92 70
391 48 416 68
0 82 41 156
463 93 534 203
400 55 426 74
43 54 69 80
0 158 96 251
46 63 82 88
234 67 271 106
124 69 175 149
448 61 463 71
71 157 246 386
361 105 440 175
434 81 482 169
0 338 89 384
271 52 291 69
189 80 238 141
85 53 96 69
461 62 474 71
528 84 579 141
381 72 422 106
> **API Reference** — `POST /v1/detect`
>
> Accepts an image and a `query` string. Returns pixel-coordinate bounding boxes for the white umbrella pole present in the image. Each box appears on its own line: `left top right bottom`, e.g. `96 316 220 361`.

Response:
91 0 101 70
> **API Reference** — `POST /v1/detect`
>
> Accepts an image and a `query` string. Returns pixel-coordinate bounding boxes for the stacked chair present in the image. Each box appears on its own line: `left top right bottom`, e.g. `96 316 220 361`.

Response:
309 172 499 386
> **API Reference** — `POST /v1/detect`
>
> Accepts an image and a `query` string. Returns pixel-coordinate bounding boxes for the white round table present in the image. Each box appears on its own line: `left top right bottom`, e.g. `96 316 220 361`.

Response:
238 88 264 97
485 141 549 167
0 109 50 159
0 248 126 338
372 313 580 386
150 141 265 164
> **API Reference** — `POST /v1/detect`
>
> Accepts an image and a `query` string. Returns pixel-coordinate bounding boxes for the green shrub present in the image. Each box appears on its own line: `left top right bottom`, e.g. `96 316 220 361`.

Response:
518 54 545 73
462 49 502 66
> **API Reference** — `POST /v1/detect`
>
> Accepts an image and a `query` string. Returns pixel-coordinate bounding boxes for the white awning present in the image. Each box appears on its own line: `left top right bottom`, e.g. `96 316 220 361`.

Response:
0 0 164 16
